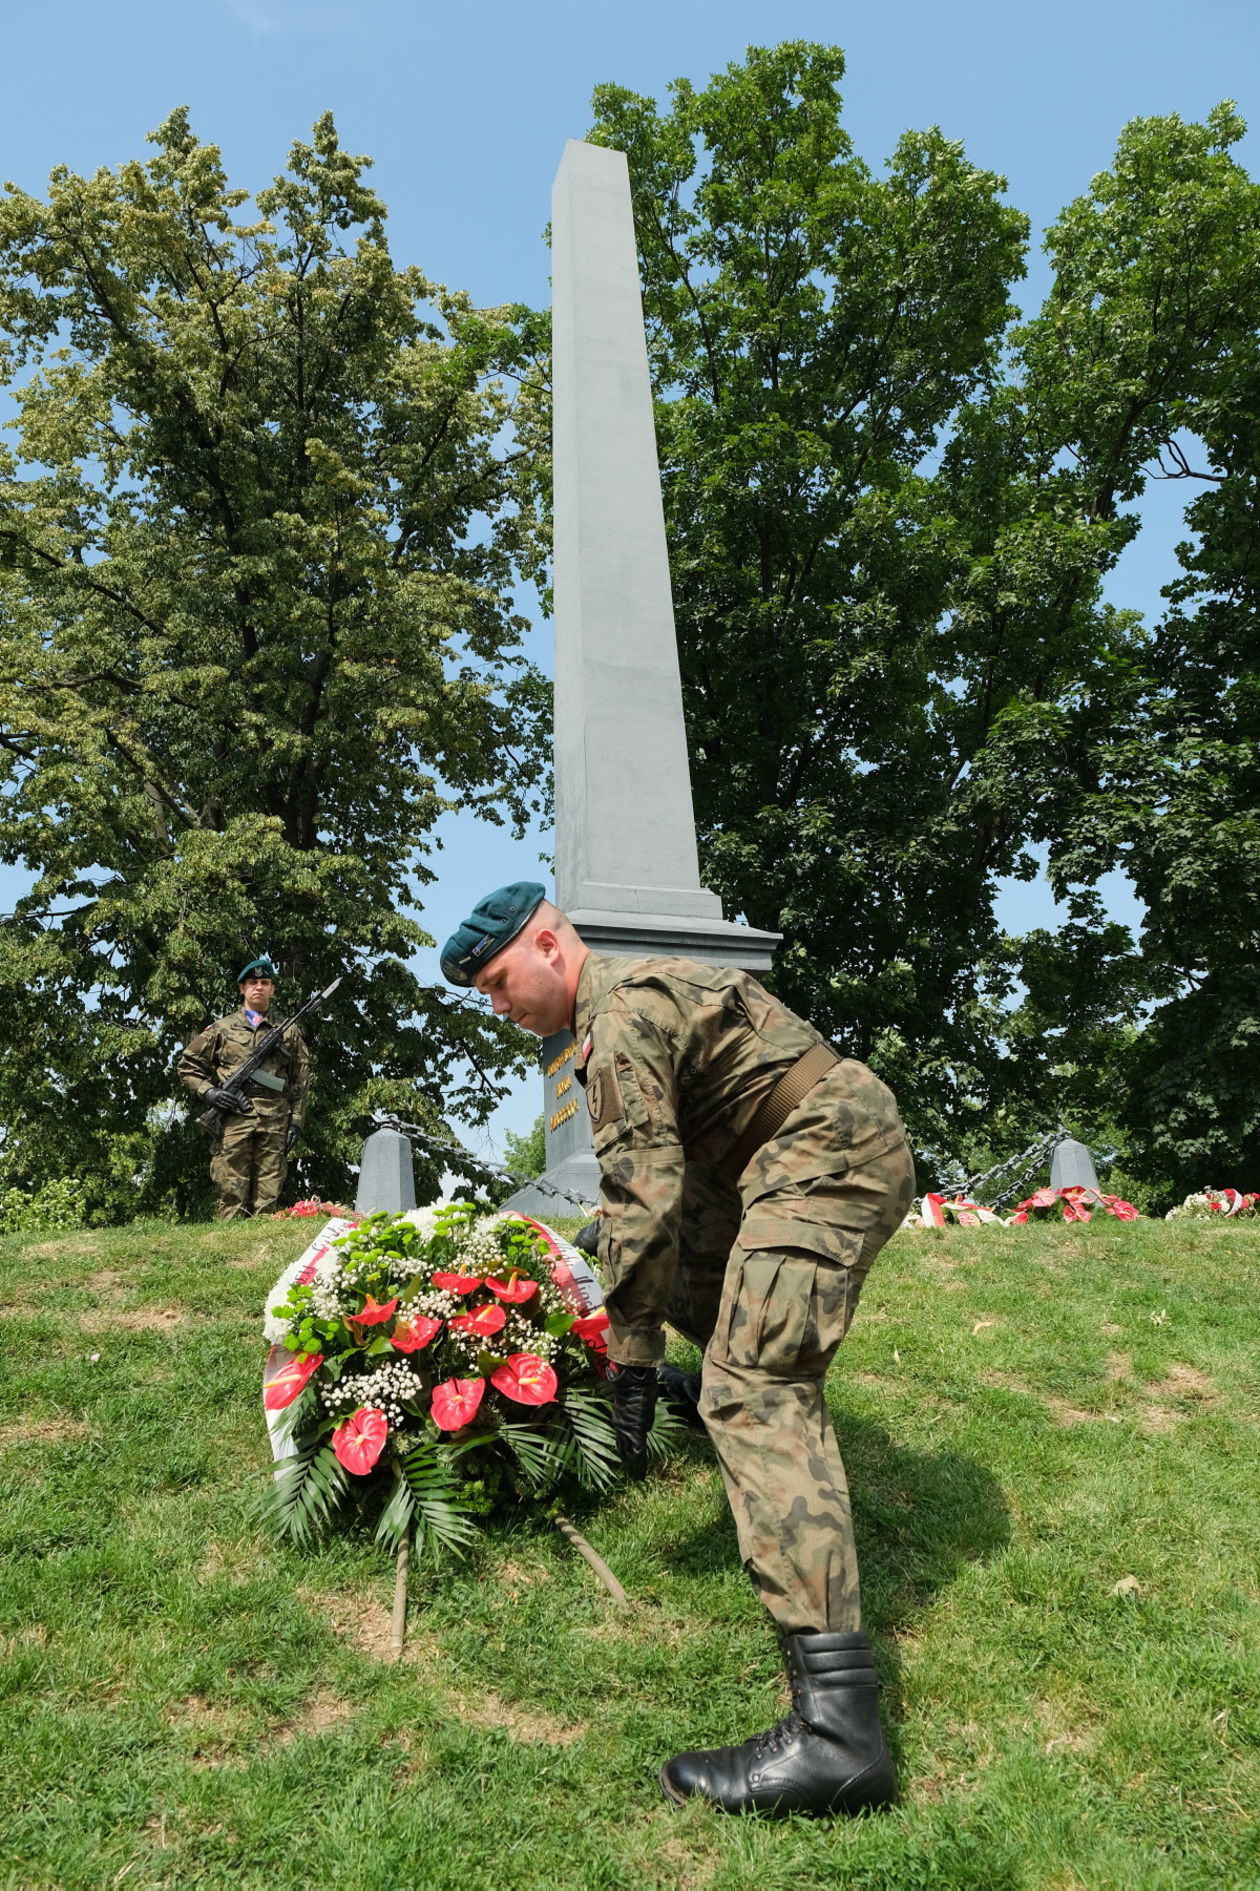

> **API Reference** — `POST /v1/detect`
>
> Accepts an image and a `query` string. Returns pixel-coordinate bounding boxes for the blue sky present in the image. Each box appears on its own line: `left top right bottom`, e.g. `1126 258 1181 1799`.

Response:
2 0 1257 1156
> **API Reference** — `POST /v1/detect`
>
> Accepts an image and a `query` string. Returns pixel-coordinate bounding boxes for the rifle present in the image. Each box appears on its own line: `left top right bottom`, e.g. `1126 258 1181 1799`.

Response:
195 976 343 1141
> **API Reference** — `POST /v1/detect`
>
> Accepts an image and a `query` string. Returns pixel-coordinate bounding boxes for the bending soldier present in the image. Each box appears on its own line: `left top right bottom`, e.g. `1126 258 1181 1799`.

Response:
442 883 914 1820
178 957 309 1220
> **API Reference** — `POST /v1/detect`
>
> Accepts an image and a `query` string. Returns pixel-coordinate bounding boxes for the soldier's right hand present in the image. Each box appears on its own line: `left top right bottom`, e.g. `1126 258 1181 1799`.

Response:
205 1086 250 1115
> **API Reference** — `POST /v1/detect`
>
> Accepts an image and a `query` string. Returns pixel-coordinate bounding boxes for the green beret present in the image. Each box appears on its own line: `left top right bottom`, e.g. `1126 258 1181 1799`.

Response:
238 956 279 983
441 881 547 987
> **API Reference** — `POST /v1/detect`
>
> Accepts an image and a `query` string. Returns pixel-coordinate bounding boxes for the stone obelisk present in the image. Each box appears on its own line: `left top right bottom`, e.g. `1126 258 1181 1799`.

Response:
506 140 778 1214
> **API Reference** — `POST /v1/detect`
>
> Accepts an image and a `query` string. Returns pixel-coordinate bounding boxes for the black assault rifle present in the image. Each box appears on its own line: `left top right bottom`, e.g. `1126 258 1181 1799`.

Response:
195 976 343 1141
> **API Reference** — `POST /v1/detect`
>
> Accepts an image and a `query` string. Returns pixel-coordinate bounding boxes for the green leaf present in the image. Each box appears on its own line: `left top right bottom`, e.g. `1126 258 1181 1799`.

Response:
374 1469 416 1553
646 1401 688 1463
261 1442 351 1547
400 1440 481 1556
556 1388 620 1493
500 1424 567 1493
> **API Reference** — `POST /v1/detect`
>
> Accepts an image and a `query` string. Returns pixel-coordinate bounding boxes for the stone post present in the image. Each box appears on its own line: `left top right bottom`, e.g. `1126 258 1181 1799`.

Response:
355 1125 417 1216
1049 1137 1101 1195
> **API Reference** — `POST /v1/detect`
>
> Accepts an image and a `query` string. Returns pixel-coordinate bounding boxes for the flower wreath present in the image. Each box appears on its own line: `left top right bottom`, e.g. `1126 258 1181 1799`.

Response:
1008 1185 1138 1225
1166 1188 1259 1220
260 1203 673 1561
908 1185 1139 1228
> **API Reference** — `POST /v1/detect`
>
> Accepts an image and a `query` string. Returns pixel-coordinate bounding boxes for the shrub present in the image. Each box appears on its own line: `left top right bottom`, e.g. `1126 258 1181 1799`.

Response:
0 1178 90 1233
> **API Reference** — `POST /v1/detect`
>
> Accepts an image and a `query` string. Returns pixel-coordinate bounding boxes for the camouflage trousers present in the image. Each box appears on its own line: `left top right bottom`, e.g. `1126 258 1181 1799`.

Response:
210 1105 290 1220
665 1136 915 1635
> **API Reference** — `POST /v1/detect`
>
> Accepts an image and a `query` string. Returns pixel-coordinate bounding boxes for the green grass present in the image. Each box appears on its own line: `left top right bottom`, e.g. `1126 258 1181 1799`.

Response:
1 1214 1257 1890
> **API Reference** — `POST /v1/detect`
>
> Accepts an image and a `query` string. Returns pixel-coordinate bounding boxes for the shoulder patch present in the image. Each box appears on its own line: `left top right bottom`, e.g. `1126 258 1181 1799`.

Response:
587 1062 624 1132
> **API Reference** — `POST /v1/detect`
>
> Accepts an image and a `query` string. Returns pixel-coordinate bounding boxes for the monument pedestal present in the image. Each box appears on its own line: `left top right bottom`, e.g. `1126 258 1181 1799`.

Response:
565 908 777 968
504 909 779 1219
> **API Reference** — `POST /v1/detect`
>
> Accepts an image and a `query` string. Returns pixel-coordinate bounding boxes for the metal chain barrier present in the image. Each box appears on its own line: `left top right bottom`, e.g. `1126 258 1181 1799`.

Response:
958 1126 1069 1209
376 1113 1069 1219
369 1110 597 1218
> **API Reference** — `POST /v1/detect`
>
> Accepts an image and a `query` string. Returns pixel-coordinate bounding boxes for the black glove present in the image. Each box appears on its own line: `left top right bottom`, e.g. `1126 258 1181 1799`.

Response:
657 1362 706 1434
205 1085 250 1115
574 1220 600 1257
285 1122 301 1155
606 1361 658 1482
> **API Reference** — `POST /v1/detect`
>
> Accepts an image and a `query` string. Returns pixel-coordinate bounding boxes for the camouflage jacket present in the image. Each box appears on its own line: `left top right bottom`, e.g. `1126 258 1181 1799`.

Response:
573 953 906 1365
177 1008 309 1127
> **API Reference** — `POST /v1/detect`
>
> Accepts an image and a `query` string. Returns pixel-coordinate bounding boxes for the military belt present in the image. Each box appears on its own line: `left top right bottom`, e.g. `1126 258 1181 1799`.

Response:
721 1041 841 1183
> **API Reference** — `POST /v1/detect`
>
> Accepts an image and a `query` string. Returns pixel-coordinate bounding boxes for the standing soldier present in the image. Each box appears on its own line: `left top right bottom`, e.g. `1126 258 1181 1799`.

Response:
442 883 915 1820
178 957 310 1219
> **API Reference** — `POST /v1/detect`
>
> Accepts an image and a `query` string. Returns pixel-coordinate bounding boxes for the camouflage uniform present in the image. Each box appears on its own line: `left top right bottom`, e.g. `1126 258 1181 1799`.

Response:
574 954 914 1636
178 1009 309 1219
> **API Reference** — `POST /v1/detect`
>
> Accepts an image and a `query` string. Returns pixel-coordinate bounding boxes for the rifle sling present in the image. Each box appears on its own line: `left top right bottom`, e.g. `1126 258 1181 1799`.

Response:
722 1041 841 1184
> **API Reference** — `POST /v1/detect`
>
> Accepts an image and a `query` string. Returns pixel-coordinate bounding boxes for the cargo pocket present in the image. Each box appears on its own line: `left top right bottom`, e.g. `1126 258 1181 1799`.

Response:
710 1240 863 1380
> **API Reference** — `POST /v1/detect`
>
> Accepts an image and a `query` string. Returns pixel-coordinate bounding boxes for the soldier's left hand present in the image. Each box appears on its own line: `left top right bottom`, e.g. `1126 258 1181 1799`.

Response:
285 1123 301 1154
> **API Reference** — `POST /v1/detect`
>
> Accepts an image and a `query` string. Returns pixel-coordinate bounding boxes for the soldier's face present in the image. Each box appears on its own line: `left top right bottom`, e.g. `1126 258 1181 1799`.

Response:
240 976 275 1014
474 929 570 1037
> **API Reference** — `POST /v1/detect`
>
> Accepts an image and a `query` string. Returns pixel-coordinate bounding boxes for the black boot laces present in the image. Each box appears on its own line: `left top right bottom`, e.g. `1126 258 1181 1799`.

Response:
748 1711 804 1763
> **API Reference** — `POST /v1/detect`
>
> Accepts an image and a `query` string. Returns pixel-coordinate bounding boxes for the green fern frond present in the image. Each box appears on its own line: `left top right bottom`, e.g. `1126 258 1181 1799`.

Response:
374 1468 416 1553
401 1440 481 1556
266 1383 322 1457
263 1441 350 1546
500 1423 568 1492
646 1400 688 1461
557 1387 620 1491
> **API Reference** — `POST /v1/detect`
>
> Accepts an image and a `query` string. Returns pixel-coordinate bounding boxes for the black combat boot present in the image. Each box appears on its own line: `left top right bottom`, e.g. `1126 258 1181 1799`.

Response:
659 1629 897 1817
656 1363 706 1433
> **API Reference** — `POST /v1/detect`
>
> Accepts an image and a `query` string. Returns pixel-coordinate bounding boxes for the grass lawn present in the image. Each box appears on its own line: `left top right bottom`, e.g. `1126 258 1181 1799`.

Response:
0 1213 1257 1890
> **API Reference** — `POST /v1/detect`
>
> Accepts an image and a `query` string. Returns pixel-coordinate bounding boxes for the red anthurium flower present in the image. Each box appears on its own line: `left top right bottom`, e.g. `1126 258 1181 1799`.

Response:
486 1273 539 1304
570 1309 609 1352
449 1302 507 1338
391 1315 442 1352
263 1351 323 1410
491 1352 559 1406
431 1376 486 1430
332 1407 389 1474
348 1293 399 1332
432 1272 484 1295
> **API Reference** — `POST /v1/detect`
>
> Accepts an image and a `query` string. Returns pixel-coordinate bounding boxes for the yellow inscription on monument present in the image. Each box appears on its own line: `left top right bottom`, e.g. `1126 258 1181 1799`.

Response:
545 1041 578 1079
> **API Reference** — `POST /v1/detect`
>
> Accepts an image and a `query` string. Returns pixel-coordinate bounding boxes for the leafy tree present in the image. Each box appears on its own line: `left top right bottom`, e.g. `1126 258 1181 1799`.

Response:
588 46 1260 1192
587 42 1056 1170
1002 105 1260 1200
501 1113 547 1183
0 111 547 1216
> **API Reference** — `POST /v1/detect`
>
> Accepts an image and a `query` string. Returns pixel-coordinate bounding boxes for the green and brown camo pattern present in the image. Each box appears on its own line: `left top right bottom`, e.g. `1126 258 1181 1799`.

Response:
177 1006 309 1128
573 952 910 1365
573 951 914 1631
